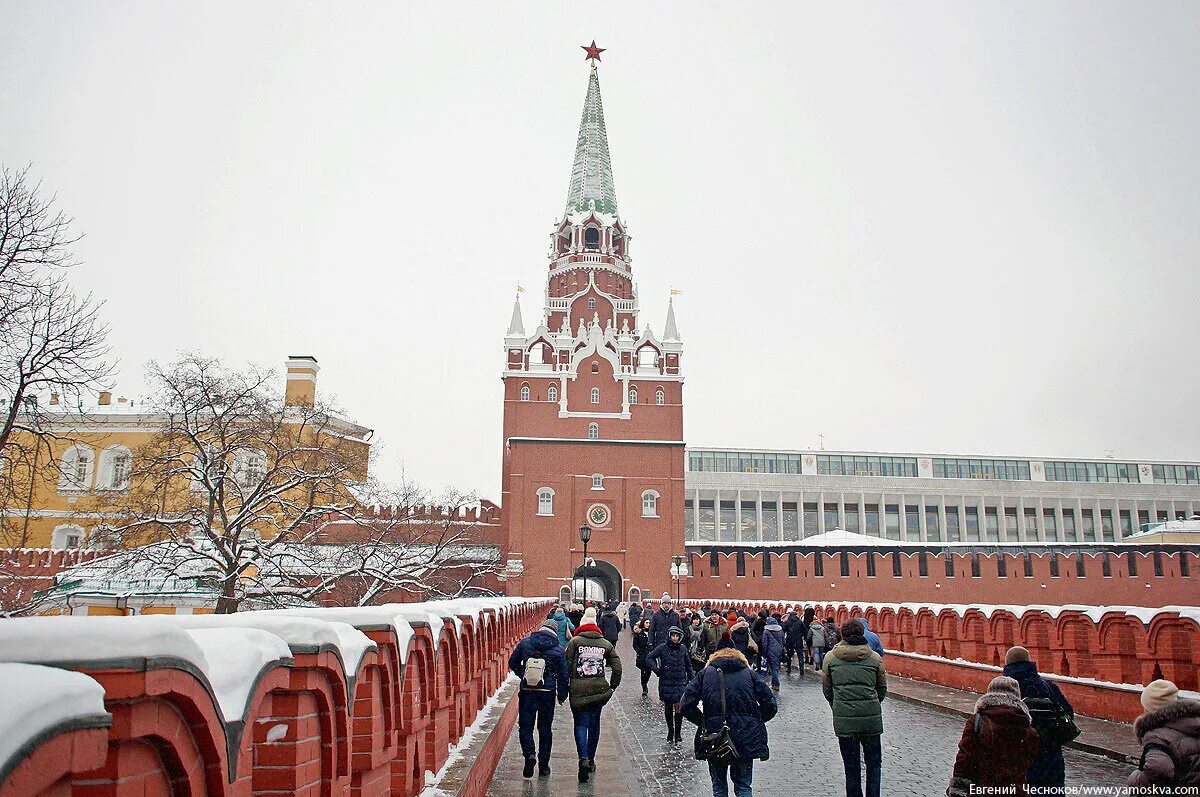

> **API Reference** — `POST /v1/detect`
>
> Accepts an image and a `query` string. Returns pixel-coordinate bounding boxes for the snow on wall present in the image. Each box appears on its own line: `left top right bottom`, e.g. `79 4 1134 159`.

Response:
0 663 108 782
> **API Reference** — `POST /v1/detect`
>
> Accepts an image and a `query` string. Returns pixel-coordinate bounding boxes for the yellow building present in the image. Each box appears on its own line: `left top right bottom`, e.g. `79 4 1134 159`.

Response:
1 356 373 551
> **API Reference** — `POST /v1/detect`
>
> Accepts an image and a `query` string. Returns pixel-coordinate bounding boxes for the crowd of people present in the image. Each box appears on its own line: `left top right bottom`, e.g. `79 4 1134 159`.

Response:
508 595 1200 796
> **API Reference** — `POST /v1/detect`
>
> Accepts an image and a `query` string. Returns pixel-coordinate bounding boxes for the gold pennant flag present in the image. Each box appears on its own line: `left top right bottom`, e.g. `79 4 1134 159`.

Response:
670 288 683 296
516 285 526 294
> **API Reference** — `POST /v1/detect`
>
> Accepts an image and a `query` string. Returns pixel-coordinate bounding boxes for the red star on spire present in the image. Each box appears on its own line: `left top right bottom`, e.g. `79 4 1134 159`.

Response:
581 41 605 62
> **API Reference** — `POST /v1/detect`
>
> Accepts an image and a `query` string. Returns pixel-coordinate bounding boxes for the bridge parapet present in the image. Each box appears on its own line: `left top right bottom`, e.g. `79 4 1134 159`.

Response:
0 596 552 797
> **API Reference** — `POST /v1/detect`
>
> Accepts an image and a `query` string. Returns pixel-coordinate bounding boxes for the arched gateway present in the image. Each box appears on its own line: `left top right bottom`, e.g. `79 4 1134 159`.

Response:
571 559 623 604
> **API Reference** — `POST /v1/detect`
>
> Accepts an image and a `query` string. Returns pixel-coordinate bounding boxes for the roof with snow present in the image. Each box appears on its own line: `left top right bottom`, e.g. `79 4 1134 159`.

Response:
796 529 903 547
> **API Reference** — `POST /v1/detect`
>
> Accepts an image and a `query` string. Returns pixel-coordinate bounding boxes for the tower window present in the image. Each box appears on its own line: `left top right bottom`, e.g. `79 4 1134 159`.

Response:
584 227 600 250
592 474 604 490
629 387 637 404
588 297 596 311
655 387 665 405
587 422 598 439
547 385 558 402
642 490 658 517
537 488 554 516
520 384 530 401
590 387 599 404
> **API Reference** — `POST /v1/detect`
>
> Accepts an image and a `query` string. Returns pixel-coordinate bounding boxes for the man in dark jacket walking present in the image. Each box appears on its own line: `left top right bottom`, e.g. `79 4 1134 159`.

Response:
1002 646 1074 789
822 619 887 797
599 604 622 645
508 620 570 778
681 638 778 797
627 601 643 629
649 594 678 648
784 611 806 674
648 626 694 742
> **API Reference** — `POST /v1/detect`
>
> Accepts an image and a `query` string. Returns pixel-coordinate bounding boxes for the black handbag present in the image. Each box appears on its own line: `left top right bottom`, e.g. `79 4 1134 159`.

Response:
699 669 740 765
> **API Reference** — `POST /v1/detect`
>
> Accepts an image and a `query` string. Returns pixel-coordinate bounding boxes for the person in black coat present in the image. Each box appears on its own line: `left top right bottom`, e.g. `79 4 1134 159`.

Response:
632 619 653 695
649 594 678 649
508 621 571 778
627 601 643 630
599 606 622 645
681 638 778 797
784 611 807 675
648 626 695 743
1002 646 1074 789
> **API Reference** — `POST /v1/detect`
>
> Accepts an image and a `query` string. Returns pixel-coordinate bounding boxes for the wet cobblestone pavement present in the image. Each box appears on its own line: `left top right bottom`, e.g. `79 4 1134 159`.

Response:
491 637 1130 796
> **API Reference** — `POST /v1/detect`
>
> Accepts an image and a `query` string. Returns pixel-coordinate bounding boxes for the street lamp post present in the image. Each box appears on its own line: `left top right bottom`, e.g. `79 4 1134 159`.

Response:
579 524 592 605
671 555 688 603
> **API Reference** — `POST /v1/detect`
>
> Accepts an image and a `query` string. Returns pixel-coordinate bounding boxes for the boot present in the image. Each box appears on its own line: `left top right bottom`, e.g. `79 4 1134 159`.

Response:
538 764 551 778
588 758 596 772
523 756 536 778
578 758 589 783
673 712 683 743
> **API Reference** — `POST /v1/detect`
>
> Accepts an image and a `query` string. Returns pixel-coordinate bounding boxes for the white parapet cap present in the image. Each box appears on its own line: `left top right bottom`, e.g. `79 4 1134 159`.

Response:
0 663 110 782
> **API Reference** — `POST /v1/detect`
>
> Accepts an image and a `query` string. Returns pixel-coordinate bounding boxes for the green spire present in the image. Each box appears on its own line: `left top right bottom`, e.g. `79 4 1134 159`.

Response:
565 64 619 216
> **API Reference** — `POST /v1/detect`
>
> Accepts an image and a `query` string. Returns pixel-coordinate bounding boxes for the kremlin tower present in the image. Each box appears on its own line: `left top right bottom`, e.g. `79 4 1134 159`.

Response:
499 45 685 603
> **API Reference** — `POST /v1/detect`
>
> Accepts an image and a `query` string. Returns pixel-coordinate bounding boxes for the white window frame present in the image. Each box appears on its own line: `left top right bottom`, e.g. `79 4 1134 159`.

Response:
51 524 86 550
97 445 133 492
587 297 596 310
590 387 599 404
587 422 599 439
629 387 638 404
655 387 665 405
233 448 267 491
520 384 530 401
537 487 555 516
642 490 660 518
591 474 604 490
57 445 95 494
547 385 558 402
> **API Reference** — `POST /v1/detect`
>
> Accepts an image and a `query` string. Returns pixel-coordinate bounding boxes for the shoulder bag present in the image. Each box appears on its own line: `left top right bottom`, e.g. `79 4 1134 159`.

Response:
699 669 740 765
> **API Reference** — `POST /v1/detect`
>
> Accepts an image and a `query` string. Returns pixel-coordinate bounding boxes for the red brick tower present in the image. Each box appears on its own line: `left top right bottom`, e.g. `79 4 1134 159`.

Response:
499 50 685 602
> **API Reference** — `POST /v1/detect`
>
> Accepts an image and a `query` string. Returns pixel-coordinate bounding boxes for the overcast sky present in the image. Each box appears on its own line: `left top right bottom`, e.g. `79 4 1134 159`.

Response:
4 3 1199 498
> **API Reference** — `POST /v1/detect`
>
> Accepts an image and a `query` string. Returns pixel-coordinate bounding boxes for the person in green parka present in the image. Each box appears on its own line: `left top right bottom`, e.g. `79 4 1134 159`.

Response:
565 606 622 783
822 618 887 797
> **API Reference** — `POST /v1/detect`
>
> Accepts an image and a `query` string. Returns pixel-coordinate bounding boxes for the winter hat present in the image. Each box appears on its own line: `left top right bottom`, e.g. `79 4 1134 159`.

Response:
667 626 683 639
986 676 1022 698
1141 679 1180 713
726 611 738 624
540 619 559 635
581 607 598 625
661 592 673 604
716 632 735 651
1004 646 1032 665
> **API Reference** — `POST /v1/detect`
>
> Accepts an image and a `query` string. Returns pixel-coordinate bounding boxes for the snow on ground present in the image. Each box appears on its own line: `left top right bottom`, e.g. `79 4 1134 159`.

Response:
419 673 518 797
0 663 108 778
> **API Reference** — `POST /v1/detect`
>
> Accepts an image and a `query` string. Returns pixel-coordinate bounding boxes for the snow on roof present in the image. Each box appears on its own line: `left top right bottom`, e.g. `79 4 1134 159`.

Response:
796 529 904 547
0 663 109 782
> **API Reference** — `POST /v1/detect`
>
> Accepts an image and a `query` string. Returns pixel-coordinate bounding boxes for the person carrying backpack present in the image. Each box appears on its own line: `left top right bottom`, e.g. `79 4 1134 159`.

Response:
1001 646 1076 789
947 676 1040 796
681 636 778 797
566 609 622 782
508 619 570 778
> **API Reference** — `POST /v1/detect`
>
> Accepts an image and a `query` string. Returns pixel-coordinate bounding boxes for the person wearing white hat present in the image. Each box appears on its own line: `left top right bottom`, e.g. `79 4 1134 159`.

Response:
1128 679 1200 789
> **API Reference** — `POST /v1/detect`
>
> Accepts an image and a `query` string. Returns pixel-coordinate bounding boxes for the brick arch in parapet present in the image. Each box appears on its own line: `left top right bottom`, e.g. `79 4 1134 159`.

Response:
876 607 897 648
1096 613 1148 685
1146 615 1200 690
988 611 1020 667
1018 612 1056 673
913 608 938 656
958 609 989 664
894 607 916 652
1054 611 1099 678
935 609 963 661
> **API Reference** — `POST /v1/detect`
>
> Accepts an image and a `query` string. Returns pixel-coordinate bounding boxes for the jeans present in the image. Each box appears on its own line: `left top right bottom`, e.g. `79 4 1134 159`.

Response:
837 734 882 797
517 690 556 766
572 704 603 760
708 757 753 797
814 647 826 670
764 658 780 688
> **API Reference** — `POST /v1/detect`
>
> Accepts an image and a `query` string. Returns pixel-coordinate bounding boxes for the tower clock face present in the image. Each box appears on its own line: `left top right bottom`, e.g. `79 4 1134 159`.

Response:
587 504 611 528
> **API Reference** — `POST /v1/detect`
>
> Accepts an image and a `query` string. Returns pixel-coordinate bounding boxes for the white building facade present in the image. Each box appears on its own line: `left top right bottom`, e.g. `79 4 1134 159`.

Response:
684 448 1200 545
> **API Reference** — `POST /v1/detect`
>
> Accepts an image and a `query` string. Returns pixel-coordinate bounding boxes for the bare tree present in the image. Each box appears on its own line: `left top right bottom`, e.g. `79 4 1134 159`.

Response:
0 166 111 554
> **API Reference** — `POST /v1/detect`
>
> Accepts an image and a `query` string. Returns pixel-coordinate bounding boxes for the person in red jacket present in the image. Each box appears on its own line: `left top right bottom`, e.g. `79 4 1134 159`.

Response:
947 676 1041 796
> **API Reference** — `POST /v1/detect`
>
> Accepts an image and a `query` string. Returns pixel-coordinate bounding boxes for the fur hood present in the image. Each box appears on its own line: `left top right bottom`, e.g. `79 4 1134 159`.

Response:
1135 697 1200 739
730 619 750 632
975 691 1031 720
707 647 749 669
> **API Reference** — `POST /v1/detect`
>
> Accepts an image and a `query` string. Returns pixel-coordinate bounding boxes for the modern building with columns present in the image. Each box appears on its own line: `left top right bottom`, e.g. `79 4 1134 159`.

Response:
684 448 1200 545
